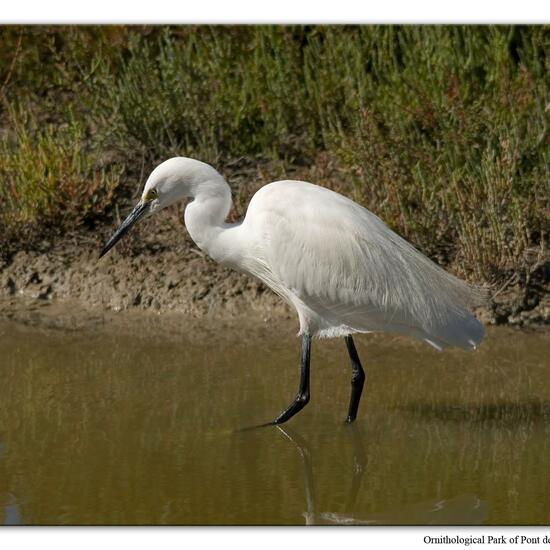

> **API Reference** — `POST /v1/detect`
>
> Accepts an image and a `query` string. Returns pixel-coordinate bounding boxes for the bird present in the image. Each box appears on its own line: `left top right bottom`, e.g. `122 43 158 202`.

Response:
100 157 485 425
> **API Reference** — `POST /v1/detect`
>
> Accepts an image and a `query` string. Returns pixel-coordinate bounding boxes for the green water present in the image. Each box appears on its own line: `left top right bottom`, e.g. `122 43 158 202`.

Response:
0 315 549 525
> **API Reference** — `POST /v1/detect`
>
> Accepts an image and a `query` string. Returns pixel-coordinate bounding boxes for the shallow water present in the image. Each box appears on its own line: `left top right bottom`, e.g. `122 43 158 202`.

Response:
0 314 549 525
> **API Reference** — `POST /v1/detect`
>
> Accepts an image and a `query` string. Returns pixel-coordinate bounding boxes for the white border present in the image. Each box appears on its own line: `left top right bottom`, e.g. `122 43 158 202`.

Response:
1 0 550 23
3 526 550 549
1 2 549 547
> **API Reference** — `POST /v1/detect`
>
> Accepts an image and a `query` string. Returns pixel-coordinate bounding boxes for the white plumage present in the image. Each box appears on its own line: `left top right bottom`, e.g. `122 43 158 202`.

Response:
101 157 485 424
103 157 484 350
238 180 484 350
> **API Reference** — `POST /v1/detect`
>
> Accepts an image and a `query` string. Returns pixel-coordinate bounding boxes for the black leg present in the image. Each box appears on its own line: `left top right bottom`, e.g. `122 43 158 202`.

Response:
345 335 366 423
272 334 312 425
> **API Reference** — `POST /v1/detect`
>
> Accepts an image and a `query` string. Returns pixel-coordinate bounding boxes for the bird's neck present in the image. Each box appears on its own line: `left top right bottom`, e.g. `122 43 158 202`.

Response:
184 177 235 261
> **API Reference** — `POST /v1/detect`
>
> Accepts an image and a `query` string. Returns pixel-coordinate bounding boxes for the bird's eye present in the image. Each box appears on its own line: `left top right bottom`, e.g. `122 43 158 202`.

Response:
145 189 158 201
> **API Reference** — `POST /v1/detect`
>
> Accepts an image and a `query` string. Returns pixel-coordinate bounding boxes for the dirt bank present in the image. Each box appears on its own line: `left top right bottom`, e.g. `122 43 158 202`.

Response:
0 203 548 329
0 207 287 323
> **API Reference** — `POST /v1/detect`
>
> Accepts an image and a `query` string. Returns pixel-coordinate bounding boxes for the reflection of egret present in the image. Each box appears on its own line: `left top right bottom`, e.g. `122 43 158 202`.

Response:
101 157 485 424
276 425 488 525
276 425 366 525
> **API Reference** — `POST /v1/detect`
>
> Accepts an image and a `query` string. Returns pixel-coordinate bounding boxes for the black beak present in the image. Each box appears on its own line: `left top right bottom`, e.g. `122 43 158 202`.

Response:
99 201 150 258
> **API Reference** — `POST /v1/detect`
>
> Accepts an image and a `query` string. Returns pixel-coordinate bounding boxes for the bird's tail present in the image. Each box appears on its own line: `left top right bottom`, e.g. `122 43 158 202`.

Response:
423 310 485 351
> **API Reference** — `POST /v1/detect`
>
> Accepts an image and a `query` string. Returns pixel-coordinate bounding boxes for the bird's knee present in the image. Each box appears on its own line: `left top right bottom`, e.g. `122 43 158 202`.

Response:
351 370 365 386
297 393 310 406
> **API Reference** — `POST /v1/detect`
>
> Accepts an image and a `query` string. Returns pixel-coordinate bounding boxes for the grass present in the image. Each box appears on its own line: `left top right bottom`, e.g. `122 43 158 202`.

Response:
0 25 548 287
0 105 122 236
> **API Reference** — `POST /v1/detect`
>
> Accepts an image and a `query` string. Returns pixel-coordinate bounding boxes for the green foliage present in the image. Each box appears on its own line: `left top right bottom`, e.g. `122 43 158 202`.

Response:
0 25 548 282
96 27 321 161
0 107 122 234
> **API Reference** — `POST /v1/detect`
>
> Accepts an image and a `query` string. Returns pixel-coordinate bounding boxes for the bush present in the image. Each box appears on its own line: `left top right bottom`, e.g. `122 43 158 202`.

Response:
0 106 122 237
0 25 547 283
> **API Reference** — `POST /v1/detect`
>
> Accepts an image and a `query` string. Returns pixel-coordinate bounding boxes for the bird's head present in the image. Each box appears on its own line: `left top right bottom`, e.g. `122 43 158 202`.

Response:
99 157 219 258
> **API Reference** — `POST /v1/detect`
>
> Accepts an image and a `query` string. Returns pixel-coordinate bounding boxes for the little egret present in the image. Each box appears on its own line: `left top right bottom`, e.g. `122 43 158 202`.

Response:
100 157 484 424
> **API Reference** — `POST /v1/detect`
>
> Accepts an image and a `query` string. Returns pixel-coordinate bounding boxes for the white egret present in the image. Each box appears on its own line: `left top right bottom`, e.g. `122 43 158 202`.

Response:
100 157 485 424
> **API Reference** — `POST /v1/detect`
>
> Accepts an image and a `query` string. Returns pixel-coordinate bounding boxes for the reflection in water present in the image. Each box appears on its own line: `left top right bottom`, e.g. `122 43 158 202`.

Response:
3 495 22 526
275 425 366 525
277 425 488 525
403 400 550 425
0 439 22 525
320 495 488 526
0 317 548 524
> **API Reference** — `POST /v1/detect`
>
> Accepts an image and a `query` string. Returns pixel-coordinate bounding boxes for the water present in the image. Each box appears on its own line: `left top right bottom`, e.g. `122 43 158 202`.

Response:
0 312 549 525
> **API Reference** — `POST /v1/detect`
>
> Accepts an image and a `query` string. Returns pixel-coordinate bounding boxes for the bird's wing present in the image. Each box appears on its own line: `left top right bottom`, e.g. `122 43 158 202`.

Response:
244 181 483 348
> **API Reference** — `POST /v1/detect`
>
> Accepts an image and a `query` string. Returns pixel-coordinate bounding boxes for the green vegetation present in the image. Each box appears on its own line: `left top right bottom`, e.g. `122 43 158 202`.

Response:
0 26 548 285
0 107 121 232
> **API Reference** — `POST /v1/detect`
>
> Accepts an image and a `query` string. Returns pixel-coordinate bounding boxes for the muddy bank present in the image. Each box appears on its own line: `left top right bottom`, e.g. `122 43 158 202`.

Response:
0 207 548 328
0 208 288 323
